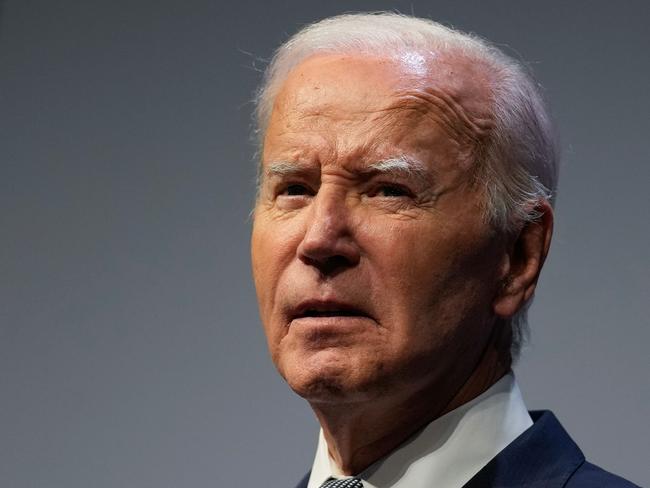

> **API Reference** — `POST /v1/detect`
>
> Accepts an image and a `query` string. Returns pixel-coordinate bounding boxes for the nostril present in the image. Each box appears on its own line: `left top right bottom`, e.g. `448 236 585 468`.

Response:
321 255 354 274
300 254 356 276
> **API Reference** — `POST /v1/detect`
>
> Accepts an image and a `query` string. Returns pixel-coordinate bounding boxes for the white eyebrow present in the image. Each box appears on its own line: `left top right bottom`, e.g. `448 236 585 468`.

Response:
263 155 431 180
265 161 304 177
366 156 431 180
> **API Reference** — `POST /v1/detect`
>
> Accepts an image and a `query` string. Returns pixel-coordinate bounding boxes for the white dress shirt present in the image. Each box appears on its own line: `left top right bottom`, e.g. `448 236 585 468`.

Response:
307 373 532 488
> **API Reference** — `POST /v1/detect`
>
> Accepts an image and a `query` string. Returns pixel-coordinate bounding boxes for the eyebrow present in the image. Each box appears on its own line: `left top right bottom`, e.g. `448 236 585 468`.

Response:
265 161 310 178
265 155 432 180
364 156 431 180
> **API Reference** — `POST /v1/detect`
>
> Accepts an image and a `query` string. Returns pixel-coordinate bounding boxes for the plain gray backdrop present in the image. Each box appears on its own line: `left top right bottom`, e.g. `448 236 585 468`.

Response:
1 1 648 487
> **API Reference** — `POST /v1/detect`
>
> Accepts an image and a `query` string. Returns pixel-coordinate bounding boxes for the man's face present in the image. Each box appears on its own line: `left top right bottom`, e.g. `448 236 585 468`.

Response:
252 53 507 404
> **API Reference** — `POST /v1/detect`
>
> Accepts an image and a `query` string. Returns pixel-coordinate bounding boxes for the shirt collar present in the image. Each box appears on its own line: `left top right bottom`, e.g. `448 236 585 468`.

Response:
307 372 532 488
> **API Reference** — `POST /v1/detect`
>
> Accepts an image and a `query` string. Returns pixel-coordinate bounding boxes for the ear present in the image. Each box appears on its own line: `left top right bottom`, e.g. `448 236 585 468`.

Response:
493 201 554 318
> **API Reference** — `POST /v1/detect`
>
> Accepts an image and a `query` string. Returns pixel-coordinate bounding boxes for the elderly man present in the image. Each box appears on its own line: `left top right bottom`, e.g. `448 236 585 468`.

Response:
250 13 636 488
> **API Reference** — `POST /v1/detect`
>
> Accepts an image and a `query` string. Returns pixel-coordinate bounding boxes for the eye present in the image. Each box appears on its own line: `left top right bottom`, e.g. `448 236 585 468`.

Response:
279 183 313 197
372 184 412 198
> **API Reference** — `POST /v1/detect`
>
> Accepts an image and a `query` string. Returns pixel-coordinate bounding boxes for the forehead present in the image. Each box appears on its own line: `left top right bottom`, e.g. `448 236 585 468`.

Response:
274 54 407 116
263 52 493 167
273 51 490 111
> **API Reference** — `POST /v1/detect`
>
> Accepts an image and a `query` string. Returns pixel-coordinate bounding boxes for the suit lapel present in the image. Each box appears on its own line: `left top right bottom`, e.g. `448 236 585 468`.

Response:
463 411 585 488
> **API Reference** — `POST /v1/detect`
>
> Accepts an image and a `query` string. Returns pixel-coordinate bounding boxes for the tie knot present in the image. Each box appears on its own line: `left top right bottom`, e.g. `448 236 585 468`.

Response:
318 477 363 488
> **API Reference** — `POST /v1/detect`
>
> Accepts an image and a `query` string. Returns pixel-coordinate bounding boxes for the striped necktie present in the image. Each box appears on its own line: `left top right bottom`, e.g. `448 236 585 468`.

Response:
318 477 363 488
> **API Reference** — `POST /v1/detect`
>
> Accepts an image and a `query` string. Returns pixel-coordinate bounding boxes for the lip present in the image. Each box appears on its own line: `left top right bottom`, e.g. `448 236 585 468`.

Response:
289 299 372 323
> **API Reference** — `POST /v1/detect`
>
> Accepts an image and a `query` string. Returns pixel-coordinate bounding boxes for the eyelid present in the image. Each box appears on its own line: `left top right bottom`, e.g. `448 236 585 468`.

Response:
275 180 316 197
368 180 416 197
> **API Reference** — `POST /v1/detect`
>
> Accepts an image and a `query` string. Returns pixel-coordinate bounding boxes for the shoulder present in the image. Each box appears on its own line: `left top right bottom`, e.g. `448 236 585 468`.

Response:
465 411 641 488
566 461 641 488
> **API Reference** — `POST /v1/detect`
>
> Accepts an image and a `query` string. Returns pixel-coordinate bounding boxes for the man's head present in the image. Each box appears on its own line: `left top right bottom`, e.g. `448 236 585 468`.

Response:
251 13 556 407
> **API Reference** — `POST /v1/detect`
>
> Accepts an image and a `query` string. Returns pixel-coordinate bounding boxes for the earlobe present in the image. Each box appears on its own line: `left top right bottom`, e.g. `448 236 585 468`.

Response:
493 201 554 318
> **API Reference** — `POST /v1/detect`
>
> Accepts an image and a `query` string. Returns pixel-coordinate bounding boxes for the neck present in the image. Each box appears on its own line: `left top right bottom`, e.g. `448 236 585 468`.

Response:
310 323 512 475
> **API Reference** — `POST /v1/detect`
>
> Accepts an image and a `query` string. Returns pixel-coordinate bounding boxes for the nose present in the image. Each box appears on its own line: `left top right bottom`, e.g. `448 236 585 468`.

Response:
297 188 361 275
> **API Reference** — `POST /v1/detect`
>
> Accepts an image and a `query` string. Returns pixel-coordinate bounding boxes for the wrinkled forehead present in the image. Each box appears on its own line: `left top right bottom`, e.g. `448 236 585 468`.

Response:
263 52 494 175
267 50 493 132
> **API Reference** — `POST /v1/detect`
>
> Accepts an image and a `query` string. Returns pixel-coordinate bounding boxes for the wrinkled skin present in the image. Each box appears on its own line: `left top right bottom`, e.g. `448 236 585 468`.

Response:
251 53 551 473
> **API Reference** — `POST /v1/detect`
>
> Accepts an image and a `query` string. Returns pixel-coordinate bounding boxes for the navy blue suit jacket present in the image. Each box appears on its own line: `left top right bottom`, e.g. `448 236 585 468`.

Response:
294 411 639 488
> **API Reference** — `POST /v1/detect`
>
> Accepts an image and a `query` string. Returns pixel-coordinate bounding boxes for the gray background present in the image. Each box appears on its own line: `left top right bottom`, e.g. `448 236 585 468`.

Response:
1 1 648 487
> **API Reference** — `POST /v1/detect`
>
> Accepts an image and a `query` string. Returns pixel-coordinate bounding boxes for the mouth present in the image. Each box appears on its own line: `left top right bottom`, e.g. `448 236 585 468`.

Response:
290 300 371 321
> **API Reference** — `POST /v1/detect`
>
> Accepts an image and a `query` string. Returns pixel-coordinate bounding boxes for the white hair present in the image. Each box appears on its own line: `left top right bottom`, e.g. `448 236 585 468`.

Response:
254 12 559 359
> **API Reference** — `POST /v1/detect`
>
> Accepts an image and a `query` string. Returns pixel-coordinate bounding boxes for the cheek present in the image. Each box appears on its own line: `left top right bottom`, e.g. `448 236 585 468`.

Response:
251 214 303 319
251 219 281 317
362 218 456 292
362 215 496 325
251 224 287 361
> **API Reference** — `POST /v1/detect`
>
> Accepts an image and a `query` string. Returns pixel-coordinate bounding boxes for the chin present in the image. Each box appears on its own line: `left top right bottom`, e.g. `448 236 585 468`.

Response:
289 376 351 403
279 349 382 404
